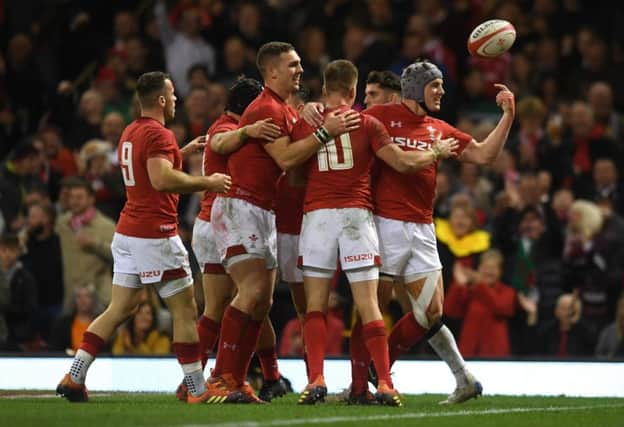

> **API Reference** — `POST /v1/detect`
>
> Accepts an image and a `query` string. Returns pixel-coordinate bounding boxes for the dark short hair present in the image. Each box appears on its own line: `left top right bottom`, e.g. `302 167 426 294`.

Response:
366 70 401 92
187 63 211 81
256 42 295 77
324 60 358 96
60 176 95 197
0 233 20 249
226 77 264 115
136 71 170 108
29 201 57 224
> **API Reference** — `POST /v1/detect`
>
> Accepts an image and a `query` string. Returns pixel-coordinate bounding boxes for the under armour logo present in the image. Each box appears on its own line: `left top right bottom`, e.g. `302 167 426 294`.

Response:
222 342 237 351
390 121 402 128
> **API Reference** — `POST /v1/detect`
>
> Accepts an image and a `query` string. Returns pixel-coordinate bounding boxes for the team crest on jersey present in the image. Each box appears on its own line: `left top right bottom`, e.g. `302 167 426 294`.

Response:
427 125 441 142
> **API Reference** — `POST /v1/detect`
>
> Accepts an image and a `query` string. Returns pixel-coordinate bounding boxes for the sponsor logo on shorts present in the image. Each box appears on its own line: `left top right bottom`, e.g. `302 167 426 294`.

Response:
140 270 161 278
343 253 374 263
249 234 258 248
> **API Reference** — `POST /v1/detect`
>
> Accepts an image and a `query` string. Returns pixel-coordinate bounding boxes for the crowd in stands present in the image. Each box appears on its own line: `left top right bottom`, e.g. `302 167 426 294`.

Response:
1 0 623 359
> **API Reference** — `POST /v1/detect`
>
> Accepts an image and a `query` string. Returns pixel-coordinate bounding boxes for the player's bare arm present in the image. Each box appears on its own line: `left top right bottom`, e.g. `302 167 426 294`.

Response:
376 136 459 173
180 135 207 158
147 157 232 193
211 118 282 154
458 83 515 165
264 110 361 171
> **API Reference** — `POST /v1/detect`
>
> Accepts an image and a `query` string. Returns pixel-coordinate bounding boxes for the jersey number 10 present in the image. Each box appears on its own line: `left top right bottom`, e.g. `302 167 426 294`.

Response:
120 141 136 186
317 134 354 171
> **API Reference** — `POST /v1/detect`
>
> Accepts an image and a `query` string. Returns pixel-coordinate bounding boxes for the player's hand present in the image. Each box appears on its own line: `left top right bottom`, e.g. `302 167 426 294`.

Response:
323 110 361 137
246 118 282 141
301 102 325 127
494 83 515 116
204 173 232 193
432 135 460 159
181 136 206 158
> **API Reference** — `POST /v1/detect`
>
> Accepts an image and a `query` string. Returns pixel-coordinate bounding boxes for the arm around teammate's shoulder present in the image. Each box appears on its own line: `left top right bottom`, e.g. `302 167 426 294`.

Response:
147 157 231 193
264 109 361 171
211 118 282 155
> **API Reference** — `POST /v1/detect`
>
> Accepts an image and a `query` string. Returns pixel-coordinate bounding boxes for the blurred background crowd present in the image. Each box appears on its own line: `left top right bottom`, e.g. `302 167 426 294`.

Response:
0 0 623 360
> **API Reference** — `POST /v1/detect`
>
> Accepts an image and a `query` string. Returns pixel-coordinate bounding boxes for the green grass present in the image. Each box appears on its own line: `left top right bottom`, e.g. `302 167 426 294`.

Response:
1 392 623 427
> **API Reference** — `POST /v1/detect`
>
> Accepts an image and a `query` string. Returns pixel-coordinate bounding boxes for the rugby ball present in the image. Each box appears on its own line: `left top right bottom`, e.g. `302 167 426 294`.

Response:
467 19 516 58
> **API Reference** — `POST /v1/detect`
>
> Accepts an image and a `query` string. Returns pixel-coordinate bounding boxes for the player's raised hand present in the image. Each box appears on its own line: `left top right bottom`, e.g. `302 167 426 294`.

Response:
494 83 515 116
301 102 325 127
204 173 232 193
323 110 361 136
432 136 460 159
246 118 282 141
181 135 206 158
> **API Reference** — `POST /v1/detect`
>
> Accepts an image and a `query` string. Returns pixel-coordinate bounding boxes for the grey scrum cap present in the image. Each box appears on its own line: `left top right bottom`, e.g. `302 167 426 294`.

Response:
401 61 443 104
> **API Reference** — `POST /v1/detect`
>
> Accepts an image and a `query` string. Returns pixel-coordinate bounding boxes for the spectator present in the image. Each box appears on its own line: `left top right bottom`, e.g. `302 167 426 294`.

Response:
537 293 595 357
0 234 38 350
20 202 64 339
562 200 616 333
587 81 624 143
435 200 491 289
215 36 258 88
456 162 493 215
187 64 211 90
55 177 115 312
579 158 624 215
0 141 43 229
39 126 79 178
100 112 125 162
154 0 216 97
79 139 125 220
66 89 105 151
595 294 624 358
49 287 101 354
445 250 516 357
112 301 171 355
0 264 9 349
181 87 212 138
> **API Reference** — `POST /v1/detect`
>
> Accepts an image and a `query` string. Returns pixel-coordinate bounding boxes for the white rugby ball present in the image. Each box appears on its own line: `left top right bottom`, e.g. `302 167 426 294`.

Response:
467 19 516 58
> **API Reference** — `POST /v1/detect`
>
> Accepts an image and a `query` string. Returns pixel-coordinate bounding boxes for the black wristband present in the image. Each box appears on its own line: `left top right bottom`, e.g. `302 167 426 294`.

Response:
313 126 332 144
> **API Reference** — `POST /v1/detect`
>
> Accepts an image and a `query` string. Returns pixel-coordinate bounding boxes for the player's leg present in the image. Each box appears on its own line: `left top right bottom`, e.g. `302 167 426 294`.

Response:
420 276 482 404
348 270 401 407
298 271 332 404
57 284 142 402
192 218 235 369
210 257 273 402
198 271 235 367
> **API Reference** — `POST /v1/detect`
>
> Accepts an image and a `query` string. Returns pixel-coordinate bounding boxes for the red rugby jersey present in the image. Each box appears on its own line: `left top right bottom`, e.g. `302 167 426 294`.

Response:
364 103 472 223
226 87 299 210
116 117 182 238
197 113 238 222
274 174 305 234
291 105 391 213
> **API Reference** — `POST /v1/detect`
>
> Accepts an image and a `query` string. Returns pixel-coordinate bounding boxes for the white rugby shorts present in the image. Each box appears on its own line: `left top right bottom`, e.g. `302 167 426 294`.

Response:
211 197 277 269
374 215 442 277
192 218 226 274
111 232 193 297
277 232 303 283
299 208 380 271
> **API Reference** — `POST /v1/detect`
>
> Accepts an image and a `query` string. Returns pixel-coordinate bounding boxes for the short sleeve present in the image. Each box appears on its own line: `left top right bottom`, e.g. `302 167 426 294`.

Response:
439 121 473 154
145 128 177 162
290 118 315 143
241 103 289 138
366 115 392 152
211 121 238 135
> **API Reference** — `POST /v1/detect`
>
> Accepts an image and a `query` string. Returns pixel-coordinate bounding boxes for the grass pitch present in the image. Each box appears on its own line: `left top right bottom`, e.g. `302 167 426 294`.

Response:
1 392 623 427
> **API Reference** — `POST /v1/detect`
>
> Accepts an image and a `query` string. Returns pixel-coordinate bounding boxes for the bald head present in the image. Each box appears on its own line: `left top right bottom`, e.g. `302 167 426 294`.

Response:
588 81 613 119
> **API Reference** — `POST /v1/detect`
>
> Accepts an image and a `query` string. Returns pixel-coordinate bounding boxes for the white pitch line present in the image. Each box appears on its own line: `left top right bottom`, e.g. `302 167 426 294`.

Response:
183 403 624 427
